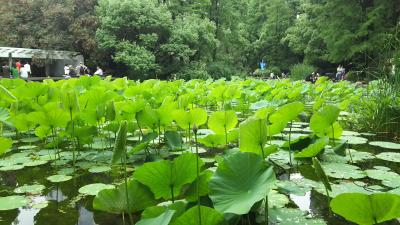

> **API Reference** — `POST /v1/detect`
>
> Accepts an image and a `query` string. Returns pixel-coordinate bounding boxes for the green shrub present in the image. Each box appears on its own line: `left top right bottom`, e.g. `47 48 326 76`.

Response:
290 63 314 80
174 62 211 80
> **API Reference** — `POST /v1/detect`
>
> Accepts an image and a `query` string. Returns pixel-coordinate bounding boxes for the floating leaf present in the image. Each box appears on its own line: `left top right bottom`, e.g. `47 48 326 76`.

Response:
78 183 115 196
46 175 73 183
376 152 400 163
0 195 30 210
14 184 46 194
369 141 400 150
88 166 111 173
322 163 366 179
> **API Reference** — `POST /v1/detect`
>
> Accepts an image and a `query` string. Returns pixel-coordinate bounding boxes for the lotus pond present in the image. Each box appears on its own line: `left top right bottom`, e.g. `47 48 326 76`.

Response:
0 76 399 225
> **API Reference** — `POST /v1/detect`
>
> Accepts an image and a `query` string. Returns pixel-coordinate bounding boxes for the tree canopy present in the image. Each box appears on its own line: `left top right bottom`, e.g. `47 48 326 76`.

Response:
0 0 399 79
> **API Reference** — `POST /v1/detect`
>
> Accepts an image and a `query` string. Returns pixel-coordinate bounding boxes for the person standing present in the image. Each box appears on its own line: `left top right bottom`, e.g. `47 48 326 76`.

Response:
15 60 22 76
24 62 31 78
77 62 88 76
64 64 70 76
94 66 103 76
2 63 10 78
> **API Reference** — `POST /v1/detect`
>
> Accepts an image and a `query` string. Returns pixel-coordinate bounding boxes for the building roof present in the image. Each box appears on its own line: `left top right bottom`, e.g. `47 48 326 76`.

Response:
0 47 82 60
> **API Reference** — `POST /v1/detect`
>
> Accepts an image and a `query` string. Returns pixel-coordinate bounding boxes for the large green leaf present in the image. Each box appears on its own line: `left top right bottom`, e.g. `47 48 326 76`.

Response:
164 131 183 150
330 193 400 225
310 105 340 136
0 137 12 155
93 179 156 214
208 110 238 134
173 108 207 130
312 158 331 191
137 106 159 130
134 153 204 200
111 120 128 165
209 152 276 215
136 210 176 225
239 118 269 157
172 206 225 225
269 102 304 124
294 137 329 158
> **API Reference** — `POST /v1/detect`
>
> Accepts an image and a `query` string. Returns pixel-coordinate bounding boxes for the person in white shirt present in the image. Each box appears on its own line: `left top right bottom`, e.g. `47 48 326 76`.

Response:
64 64 70 75
23 62 31 78
94 66 103 76
20 66 28 79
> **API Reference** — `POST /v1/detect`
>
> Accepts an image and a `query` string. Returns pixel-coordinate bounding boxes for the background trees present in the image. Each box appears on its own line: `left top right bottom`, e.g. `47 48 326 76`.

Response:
0 0 399 80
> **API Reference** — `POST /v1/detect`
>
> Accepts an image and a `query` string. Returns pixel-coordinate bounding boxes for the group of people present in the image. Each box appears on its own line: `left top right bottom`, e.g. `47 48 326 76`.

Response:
305 72 321 83
336 65 346 81
1 60 31 79
63 62 103 78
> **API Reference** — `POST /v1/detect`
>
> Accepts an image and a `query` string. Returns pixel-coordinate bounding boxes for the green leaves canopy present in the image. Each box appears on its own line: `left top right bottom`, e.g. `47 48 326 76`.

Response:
209 152 276 215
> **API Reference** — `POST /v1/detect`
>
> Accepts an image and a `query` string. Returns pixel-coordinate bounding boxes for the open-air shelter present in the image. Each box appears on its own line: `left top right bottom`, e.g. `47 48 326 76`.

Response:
0 47 84 77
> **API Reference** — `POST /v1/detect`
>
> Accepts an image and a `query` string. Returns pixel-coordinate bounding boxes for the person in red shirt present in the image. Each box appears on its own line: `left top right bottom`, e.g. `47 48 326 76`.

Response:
15 60 22 75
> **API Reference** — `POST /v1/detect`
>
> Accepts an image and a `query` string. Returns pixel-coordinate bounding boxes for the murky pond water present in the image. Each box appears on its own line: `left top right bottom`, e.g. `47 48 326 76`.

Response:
1 128 399 225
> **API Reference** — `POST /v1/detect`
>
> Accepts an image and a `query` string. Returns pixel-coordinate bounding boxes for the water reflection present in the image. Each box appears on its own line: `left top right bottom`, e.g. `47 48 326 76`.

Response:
11 196 46 225
77 207 97 225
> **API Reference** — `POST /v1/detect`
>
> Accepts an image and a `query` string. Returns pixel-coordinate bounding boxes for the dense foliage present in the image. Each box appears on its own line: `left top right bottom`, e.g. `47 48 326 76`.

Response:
1 0 399 79
0 77 400 225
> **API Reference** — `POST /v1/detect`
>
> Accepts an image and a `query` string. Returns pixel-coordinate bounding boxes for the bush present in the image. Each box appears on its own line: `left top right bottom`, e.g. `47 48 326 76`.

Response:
174 62 211 80
290 63 314 80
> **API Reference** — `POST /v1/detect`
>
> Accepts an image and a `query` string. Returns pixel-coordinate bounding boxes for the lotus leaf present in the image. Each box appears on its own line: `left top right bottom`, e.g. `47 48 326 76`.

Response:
134 153 204 200
322 163 366 179
46 174 73 183
330 193 400 225
294 137 329 158
369 141 400 150
78 183 115 195
136 210 176 225
172 206 224 225
0 137 13 155
0 195 30 210
14 184 46 194
209 152 276 215
208 110 238 135
376 152 400 163
93 179 156 214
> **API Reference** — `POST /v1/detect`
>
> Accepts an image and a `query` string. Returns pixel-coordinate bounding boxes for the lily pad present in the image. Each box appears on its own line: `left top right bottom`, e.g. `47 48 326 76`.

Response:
46 174 73 183
267 207 327 225
23 160 48 167
316 181 373 198
268 190 289 208
322 163 366 179
88 166 111 173
0 195 30 210
78 183 115 196
14 184 46 194
376 152 400 163
340 136 368 145
369 141 400 150
0 164 24 171
32 201 49 209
